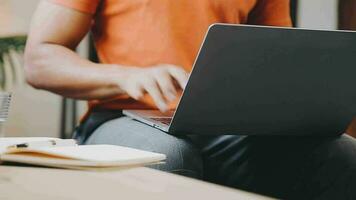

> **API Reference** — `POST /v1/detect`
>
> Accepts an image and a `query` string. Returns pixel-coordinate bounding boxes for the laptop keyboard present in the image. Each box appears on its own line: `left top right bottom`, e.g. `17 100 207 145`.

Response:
151 117 172 125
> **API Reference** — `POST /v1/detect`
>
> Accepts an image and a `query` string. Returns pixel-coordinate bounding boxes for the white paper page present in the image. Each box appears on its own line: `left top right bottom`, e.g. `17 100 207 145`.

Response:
12 145 166 162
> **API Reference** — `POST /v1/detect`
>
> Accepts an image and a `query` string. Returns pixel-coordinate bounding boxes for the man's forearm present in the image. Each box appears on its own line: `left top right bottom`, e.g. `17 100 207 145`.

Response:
25 43 125 100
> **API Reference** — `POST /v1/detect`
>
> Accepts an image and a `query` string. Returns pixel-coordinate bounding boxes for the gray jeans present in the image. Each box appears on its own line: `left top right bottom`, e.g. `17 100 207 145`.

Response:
76 110 356 200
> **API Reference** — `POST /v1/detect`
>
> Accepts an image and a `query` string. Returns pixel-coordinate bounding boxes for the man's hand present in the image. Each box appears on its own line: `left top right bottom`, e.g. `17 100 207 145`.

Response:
117 64 189 112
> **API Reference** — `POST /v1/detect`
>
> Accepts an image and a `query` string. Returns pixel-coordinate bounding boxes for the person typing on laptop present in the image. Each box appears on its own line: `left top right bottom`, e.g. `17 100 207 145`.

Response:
24 0 356 199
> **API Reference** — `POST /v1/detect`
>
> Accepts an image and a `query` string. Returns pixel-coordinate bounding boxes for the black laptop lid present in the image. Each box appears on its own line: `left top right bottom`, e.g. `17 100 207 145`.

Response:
170 24 356 136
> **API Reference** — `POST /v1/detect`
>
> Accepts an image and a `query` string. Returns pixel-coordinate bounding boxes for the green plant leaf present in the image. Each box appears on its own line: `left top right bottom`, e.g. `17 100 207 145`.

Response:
0 35 27 90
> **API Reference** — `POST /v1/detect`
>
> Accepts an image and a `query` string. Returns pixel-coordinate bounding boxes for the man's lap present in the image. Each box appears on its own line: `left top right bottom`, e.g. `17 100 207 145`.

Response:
82 115 356 199
85 116 203 178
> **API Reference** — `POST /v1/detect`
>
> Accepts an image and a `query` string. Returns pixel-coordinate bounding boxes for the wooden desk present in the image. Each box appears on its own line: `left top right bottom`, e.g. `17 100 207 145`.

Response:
0 166 273 200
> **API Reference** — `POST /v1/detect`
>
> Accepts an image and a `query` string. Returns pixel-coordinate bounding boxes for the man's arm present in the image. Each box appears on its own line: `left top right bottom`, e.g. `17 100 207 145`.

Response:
247 0 292 27
25 1 188 111
339 0 356 30
25 1 125 100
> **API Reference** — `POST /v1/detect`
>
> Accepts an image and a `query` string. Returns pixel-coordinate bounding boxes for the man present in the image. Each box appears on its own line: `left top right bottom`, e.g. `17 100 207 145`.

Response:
25 0 356 199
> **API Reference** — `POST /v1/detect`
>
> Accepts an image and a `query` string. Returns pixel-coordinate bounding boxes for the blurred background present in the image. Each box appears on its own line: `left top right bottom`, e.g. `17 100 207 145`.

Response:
0 0 355 138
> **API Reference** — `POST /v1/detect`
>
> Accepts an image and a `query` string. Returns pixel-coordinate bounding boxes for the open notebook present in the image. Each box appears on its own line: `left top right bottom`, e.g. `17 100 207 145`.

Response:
0 137 166 169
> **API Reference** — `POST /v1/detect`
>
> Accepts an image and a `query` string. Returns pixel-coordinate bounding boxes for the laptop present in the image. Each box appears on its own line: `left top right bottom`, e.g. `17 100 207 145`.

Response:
123 23 356 136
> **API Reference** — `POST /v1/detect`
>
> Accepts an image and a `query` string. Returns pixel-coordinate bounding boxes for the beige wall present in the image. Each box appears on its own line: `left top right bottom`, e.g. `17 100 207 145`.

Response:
0 0 40 36
298 0 338 29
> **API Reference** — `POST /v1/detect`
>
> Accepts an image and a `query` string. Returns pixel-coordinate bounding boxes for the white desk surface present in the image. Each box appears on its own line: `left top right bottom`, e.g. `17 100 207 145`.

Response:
0 166 273 200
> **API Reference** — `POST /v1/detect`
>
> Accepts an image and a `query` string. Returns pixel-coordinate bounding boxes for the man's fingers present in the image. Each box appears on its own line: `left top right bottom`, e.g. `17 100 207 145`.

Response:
155 72 177 102
122 65 187 112
142 78 168 112
126 83 144 100
167 66 189 90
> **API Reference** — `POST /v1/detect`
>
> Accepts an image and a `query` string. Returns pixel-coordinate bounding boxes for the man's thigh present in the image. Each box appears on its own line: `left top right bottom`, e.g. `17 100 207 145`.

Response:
85 116 203 178
190 134 356 199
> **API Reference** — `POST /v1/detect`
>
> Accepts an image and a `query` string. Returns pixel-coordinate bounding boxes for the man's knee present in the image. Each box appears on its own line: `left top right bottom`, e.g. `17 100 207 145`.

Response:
161 138 203 178
299 135 356 199
86 117 203 178
312 135 356 170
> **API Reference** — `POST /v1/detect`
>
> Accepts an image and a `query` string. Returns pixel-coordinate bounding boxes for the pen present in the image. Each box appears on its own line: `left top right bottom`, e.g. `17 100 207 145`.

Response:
7 139 77 149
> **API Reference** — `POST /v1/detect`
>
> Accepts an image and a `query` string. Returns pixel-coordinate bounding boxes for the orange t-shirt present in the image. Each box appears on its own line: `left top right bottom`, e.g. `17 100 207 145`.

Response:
50 0 292 113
